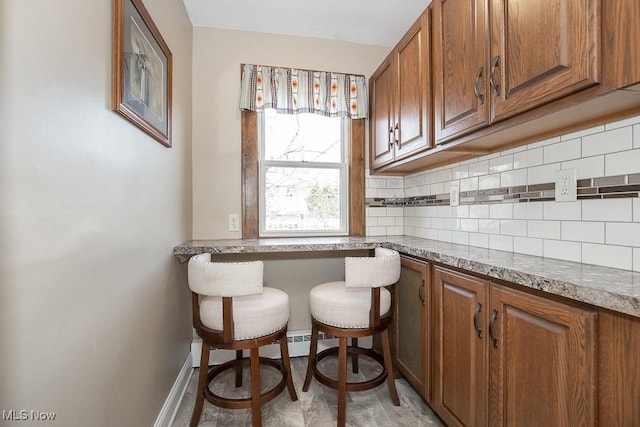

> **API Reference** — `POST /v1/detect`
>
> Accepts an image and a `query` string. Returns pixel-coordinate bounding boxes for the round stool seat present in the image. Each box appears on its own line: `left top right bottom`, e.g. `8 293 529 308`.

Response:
199 287 289 340
309 281 391 329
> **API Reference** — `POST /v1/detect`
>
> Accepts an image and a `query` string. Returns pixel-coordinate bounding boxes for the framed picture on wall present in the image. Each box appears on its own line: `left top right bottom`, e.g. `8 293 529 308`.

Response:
112 0 172 147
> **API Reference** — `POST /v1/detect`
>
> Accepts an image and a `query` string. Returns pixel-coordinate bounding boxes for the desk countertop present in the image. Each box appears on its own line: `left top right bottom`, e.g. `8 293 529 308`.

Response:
174 235 640 318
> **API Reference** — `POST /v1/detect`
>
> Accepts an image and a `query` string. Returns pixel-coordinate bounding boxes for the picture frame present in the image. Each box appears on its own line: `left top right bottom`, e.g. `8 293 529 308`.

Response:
112 0 172 147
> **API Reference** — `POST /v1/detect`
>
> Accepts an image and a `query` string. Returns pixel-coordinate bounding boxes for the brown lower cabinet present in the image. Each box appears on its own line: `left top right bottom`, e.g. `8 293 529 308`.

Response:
393 256 431 401
431 265 597 426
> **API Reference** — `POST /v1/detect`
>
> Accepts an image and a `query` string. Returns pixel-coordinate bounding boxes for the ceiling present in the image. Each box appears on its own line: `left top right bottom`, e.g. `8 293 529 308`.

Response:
182 0 430 47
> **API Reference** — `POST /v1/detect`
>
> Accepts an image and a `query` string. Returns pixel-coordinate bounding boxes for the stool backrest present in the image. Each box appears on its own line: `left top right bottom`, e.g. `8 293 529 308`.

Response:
188 253 263 297
344 247 401 288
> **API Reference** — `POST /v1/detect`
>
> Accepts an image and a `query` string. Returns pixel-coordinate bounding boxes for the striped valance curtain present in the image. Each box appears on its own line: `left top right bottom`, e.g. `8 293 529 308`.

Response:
239 63 368 119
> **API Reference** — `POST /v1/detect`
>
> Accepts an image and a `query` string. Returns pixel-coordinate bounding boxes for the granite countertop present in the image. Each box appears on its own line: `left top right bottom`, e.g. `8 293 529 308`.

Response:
174 236 640 318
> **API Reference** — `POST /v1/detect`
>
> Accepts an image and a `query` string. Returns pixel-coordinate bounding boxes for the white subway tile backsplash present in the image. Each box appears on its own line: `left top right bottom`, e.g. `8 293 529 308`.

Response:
501 169 527 187
437 169 452 183
386 207 403 216
527 136 560 149
544 138 581 163
561 221 604 243
544 201 581 221
490 235 514 252
367 226 386 236
461 218 479 232
470 204 490 218
479 173 501 189
425 172 437 184
582 243 632 270
561 155 605 179
432 218 444 229
606 223 640 247
453 205 470 218
369 114 640 271
544 240 581 263
445 218 461 231
490 203 514 219
426 229 439 239
452 165 469 179
527 163 561 185
582 199 633 222
387 226 403 235
561 125 604 141
605 149 640 176
438 230 453 242
378 189 397 198
514 237 543 257
460 177 479 192
469 233 489 248
452 231 470 245
386 178 403 189
528 220 561 239
513 202 543 220
469 160 489 177
479 219 500 234
582 127 633 157
378 217 396 227
500 220 527 236
513 148 543 169
489 155 513 173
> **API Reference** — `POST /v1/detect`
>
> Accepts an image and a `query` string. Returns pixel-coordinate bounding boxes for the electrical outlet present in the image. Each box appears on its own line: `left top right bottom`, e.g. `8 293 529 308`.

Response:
228 214 240 232
555 169 577 202
450 185 460 207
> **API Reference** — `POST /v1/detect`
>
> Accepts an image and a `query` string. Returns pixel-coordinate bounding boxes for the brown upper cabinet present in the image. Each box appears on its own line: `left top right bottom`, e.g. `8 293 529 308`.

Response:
370 10 431 169
369 0 640 174
433 0 600 144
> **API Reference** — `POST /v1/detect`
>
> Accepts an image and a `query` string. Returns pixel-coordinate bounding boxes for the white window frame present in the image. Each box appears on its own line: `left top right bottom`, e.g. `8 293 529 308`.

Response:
257 110 350 237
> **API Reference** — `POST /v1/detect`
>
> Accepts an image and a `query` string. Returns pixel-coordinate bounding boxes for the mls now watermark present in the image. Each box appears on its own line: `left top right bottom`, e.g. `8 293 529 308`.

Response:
2 410 56 421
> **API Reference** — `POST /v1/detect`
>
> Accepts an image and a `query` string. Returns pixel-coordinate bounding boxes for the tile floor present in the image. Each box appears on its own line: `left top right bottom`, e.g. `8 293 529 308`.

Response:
172 355 444 426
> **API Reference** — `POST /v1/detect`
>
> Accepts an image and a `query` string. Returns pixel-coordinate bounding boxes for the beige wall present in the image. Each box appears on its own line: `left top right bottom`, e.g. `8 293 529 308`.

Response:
191 27 390 238
0 0 193 425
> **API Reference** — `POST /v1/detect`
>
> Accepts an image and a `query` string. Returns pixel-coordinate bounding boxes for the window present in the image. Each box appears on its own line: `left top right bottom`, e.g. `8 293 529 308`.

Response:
258 109 349 236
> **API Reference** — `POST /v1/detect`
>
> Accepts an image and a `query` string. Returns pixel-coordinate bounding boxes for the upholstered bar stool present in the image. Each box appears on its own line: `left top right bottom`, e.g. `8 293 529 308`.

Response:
187 253 298 427
302 247 401 426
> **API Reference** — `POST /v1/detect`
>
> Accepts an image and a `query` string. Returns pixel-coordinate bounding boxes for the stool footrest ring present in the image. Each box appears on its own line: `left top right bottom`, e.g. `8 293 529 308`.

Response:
203 357 287 409
312 346 388 392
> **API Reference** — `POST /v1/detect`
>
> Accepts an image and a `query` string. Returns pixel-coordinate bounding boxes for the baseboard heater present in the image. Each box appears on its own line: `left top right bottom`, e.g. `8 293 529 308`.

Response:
190 329 372 368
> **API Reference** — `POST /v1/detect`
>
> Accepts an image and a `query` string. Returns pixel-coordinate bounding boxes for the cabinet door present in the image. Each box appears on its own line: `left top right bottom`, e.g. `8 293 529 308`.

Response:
489 284 597 426
433 266 489 427
369 55 395 168
394 12 431 160
489 0 600 121
395 256 430 401
433 0 490 144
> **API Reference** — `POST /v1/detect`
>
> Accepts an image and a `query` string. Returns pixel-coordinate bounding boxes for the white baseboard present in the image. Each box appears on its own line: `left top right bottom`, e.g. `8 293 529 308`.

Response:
190 329 372 368
153 354 193 427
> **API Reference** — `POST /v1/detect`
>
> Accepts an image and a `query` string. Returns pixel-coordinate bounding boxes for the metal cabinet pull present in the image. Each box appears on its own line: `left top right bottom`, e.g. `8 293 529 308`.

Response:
388 126 393 149
489 56 500 96
473 66 484 105
418 280 425 306
489 309 499 348
394 123 399 145
473 302 482 338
